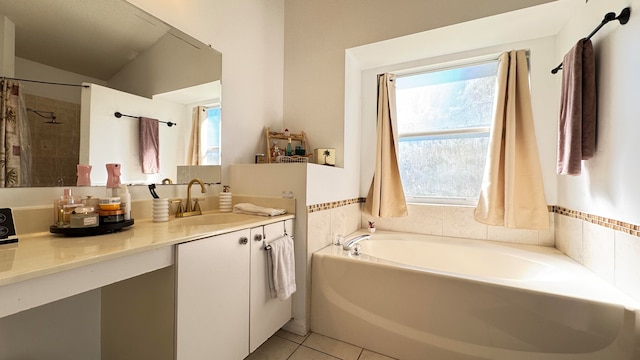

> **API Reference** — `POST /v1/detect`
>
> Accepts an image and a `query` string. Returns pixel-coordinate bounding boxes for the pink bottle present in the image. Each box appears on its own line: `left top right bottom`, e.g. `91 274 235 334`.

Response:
76 164 92 186
105 163 121 190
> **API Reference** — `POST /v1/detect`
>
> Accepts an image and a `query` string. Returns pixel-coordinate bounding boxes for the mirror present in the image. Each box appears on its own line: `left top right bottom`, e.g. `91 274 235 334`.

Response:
0 0 222 187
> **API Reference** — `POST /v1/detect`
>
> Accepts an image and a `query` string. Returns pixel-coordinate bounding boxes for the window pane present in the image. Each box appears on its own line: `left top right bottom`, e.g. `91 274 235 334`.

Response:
396 62 497 133
201 107 221 165
398 134 489 199
394 60 498 202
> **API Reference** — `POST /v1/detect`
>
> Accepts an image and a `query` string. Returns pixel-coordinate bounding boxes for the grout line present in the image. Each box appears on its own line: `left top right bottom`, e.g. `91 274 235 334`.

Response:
298 344 343 359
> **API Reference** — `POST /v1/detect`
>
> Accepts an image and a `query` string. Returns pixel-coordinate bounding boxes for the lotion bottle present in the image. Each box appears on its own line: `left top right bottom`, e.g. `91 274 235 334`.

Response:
286 138 293 156
120 185 131 220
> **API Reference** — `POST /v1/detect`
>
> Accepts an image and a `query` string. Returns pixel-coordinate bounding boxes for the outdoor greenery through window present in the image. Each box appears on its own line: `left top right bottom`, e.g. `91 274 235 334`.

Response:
395 60 498 204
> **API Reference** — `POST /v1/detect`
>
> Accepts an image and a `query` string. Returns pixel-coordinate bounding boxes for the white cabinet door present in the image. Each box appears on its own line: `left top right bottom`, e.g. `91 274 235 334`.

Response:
176 229 251 360
249 220 293 352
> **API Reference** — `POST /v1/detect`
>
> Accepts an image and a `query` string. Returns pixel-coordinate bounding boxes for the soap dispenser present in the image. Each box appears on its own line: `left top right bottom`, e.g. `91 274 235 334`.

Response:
219 185 232 212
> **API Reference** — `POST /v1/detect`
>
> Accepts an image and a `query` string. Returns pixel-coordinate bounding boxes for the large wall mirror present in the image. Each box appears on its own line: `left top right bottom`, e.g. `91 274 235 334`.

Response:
0 0 222 188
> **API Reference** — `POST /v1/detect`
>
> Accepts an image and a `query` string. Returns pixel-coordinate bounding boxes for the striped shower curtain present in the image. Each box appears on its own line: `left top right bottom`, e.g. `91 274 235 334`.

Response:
0 80 23 187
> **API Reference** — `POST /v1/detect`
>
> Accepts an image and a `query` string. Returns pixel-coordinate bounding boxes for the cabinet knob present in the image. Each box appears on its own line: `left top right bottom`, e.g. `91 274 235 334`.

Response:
254 234 263 242
239 236 248 245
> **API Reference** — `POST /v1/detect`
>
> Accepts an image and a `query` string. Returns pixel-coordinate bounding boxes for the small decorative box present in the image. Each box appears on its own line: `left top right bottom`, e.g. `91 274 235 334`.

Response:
314 148 335 166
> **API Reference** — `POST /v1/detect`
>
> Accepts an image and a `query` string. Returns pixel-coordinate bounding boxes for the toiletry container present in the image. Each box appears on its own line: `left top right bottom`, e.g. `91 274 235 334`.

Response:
70 207 99 228
105 163 121 197
286 138 293 156
53 188 81 227
219 185 232 212
153 198 169 222
120 185 131 220
76 164 92 186
98 197 121 211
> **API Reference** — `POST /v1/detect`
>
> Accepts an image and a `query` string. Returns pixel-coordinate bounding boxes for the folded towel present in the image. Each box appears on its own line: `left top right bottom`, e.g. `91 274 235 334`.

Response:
557 39 597 175
233 203 287 217
139 117 160 174
266 234 296 300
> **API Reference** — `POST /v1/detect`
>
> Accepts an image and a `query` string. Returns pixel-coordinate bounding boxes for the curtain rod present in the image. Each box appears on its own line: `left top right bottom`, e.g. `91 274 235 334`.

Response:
551 7 631 74
114 112 177 127
0 76 90 88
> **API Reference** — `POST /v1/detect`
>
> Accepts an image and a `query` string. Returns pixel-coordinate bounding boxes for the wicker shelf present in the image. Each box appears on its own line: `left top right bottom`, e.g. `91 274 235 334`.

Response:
265 127 312 163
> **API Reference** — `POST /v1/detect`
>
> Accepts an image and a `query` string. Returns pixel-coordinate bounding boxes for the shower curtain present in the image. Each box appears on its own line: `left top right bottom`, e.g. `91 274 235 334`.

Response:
0 80 30 187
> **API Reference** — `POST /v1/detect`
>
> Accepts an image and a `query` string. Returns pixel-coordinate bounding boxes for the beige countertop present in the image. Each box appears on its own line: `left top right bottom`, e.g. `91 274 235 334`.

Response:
0 211 294 288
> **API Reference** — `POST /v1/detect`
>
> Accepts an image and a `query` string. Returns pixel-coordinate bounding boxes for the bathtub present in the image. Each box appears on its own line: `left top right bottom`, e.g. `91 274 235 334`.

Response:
311 231 640 360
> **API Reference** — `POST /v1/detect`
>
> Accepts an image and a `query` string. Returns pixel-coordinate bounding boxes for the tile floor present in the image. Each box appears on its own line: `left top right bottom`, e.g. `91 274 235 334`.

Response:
245 330 397 360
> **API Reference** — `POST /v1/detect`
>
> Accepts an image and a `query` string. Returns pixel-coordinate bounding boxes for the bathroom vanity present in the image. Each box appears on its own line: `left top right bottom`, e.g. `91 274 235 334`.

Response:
0 212 294 360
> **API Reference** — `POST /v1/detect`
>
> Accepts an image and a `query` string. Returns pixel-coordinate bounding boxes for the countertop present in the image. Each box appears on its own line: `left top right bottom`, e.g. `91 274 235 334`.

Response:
0 211 294 317
0 211 294 287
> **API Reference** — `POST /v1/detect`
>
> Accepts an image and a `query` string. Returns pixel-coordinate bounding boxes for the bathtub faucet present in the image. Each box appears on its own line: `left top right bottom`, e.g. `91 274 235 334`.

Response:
342 234 370 250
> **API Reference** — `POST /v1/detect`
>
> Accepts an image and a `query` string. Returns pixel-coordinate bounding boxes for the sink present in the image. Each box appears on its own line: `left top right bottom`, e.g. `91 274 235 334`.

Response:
173 212 259 226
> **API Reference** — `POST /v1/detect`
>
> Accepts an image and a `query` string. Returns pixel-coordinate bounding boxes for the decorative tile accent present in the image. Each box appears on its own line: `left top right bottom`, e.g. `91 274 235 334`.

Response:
307 198 363 213
309 199 640 239
553 205 640 237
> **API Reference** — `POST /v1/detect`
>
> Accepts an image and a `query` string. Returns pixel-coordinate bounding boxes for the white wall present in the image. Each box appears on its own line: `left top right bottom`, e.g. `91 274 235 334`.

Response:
81 83 188 185
15 57 106 104
555 0 640 225
108 29 222 99
127 0 285 186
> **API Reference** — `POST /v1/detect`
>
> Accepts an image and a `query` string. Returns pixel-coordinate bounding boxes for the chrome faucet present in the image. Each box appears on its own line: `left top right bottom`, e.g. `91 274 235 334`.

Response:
342 234 370 250
176 178 207 217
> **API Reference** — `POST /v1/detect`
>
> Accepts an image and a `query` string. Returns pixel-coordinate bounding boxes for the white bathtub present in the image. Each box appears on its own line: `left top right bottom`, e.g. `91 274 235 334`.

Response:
311 231 640 360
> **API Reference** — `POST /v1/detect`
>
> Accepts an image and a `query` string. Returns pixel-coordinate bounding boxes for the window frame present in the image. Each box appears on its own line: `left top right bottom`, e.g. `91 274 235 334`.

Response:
394 57 500 206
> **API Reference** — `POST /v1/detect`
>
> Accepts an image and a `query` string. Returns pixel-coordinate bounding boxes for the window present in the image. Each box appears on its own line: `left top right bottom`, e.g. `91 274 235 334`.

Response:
201 106 221 165
395 60 498 204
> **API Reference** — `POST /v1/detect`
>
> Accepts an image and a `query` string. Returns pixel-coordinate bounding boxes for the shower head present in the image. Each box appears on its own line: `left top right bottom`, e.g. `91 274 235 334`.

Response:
27 108 62 124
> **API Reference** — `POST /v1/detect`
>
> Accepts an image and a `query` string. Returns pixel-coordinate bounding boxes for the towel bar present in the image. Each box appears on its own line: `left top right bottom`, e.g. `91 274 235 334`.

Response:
263 233 291 251
114 112 177 127
551 7 631 74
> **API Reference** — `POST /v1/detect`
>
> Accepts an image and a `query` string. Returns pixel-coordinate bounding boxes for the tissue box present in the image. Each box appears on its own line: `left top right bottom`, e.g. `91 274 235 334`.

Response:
314 148 335 166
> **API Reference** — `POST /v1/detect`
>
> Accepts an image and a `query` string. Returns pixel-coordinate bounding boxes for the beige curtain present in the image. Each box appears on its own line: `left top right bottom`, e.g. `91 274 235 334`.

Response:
365 73 408 218
474 50 549 229
187 106 207 165
0 80 23 187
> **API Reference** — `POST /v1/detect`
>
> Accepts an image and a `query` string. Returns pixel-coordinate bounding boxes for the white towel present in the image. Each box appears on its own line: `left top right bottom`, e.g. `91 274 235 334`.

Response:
266 234 296 300
233 203 287 217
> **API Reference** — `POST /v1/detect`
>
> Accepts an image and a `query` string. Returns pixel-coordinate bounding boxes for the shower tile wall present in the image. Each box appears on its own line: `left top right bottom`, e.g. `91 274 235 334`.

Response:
24 94 80 187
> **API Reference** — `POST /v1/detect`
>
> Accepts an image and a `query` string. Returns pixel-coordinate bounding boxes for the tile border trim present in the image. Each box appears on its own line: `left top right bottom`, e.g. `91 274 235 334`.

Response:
552 205 640 237
306 200 639 237
307 198 363 213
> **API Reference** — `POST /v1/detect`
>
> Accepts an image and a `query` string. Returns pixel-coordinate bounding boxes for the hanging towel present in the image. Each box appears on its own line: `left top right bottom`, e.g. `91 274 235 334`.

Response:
233 203 287 217
557 39 597 175
139 117 160 174
266 234 296 300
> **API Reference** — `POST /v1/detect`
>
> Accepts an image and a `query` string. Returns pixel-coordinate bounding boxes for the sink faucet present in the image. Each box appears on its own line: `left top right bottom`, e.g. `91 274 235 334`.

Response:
176 178 207 217
342 234 370 250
